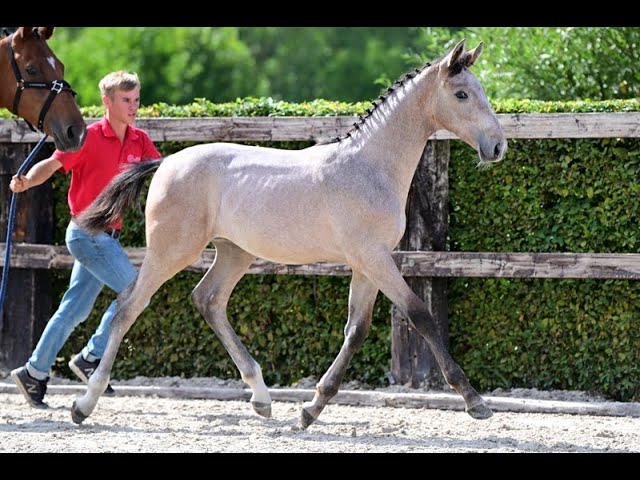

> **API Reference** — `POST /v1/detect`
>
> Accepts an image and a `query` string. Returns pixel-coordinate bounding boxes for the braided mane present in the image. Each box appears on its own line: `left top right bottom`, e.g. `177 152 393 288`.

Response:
324 49 476 145
325 60 432 144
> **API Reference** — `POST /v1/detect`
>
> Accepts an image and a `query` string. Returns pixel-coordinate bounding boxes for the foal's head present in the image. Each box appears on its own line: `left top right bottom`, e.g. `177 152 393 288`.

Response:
430 39 506 165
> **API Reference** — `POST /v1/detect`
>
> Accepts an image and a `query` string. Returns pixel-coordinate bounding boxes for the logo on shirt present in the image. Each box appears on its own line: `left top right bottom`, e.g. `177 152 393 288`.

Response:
127 154 142 163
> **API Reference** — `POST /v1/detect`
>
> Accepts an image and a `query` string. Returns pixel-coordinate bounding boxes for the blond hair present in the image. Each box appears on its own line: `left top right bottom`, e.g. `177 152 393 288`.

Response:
99 71 140 98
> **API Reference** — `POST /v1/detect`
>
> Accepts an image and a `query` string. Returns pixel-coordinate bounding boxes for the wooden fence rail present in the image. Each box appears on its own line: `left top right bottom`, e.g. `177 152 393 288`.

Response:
2 112 640 144
4 244 640 280
2 112 639 385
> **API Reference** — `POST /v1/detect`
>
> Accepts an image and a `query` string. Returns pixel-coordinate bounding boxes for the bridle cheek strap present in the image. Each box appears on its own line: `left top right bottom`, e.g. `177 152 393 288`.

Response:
6 33 77 133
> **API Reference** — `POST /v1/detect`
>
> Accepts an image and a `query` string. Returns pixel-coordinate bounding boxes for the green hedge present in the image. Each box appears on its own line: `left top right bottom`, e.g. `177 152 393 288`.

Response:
448 134 640 402
41 97 640 401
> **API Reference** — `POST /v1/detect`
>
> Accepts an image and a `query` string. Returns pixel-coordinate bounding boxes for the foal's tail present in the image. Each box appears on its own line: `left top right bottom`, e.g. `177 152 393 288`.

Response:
77 159 164 234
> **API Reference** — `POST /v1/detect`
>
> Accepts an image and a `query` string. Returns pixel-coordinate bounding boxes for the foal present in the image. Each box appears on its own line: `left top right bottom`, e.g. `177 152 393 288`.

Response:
74 39 506 429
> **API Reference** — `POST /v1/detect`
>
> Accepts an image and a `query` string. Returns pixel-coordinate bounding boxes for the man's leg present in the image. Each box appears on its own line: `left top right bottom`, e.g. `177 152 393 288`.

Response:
65 222 138 392
12 259 102 408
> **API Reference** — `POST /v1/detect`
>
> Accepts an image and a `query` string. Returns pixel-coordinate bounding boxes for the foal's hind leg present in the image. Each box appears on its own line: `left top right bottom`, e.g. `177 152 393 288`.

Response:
298 270 378 430
72 220 213 423
191 239 272 418
72 265 170 423
359 248 492 420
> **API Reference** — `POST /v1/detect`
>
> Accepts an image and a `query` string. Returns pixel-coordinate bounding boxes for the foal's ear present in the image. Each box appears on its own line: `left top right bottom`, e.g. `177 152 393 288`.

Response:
445 39 466 69
466 42 483 67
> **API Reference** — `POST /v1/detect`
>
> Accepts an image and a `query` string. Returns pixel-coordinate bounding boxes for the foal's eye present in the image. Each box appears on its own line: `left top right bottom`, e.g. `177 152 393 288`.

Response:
25 65 38 76
455 91 468 99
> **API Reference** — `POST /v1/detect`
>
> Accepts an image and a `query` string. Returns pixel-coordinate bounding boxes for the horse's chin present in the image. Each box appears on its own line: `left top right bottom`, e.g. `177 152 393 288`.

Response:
53 139 83 153
476 154 502 168
477 147 505 167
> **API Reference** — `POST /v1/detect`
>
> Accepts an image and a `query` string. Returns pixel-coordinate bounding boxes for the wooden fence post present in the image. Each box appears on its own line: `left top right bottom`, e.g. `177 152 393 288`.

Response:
0 142 54 372
391 139 450 388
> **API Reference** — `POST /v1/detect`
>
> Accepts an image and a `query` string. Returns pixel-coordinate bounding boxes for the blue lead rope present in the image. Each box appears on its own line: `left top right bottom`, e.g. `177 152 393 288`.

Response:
0 135 49 321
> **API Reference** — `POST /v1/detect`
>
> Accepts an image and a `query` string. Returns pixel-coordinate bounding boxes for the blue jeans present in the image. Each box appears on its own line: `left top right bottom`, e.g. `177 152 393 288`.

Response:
26 221 137 379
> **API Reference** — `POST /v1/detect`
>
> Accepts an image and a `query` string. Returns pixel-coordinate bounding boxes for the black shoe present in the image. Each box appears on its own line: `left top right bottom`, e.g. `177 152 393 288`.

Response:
10 366 49 409
68 353 115 396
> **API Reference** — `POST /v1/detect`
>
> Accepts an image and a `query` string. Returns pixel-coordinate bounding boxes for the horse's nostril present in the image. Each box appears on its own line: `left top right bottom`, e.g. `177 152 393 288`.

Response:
69 124 87 141
67 124 82 140
494 142 502 158
63 124 87 150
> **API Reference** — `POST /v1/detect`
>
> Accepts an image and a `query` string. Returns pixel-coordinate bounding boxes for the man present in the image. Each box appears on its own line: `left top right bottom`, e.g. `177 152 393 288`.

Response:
10 71 161 408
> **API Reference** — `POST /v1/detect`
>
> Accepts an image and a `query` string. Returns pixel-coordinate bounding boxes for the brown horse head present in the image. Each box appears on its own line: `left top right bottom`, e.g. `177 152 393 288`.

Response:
0 27 86 151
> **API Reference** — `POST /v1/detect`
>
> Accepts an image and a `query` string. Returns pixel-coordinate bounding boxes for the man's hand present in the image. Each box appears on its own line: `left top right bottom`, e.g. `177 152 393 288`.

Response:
8 157 62 193
10 175 30 193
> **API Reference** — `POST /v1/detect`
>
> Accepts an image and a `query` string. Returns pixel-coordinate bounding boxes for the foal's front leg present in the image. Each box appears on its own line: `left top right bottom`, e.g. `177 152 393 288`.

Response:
362 249 492 420
298 270 378 429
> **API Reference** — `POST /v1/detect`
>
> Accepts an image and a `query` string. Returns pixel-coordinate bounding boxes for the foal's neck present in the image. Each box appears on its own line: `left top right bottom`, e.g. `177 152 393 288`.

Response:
343 65 439 200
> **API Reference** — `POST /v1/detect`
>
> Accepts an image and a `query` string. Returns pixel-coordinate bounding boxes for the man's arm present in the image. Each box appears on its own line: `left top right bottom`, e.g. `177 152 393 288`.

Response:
9 157 63 193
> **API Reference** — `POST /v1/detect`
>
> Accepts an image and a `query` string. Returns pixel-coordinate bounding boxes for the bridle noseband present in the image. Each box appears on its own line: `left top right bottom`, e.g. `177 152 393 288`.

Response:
5 31 77 132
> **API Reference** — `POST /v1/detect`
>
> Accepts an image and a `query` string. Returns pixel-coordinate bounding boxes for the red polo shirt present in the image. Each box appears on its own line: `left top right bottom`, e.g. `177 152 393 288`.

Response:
53 117 161 230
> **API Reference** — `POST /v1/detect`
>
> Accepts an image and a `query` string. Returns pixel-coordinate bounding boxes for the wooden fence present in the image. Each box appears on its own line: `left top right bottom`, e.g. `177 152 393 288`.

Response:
2 112 640 385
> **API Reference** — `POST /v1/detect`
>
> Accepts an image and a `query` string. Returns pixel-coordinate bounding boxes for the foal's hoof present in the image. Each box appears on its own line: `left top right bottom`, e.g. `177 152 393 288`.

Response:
466 403 493 420
70 400 88 424
298 407 316 430
251 401 272 418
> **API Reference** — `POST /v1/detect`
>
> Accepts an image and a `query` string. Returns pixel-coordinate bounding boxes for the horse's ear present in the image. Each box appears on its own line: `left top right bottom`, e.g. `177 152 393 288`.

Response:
15 27 53 40
15 27 33 39
445 39 466 70
38 27 55 40
466 42 483 67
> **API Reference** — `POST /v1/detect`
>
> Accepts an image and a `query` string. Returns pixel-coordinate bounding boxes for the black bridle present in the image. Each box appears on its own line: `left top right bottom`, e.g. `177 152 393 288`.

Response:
5 31 77 132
